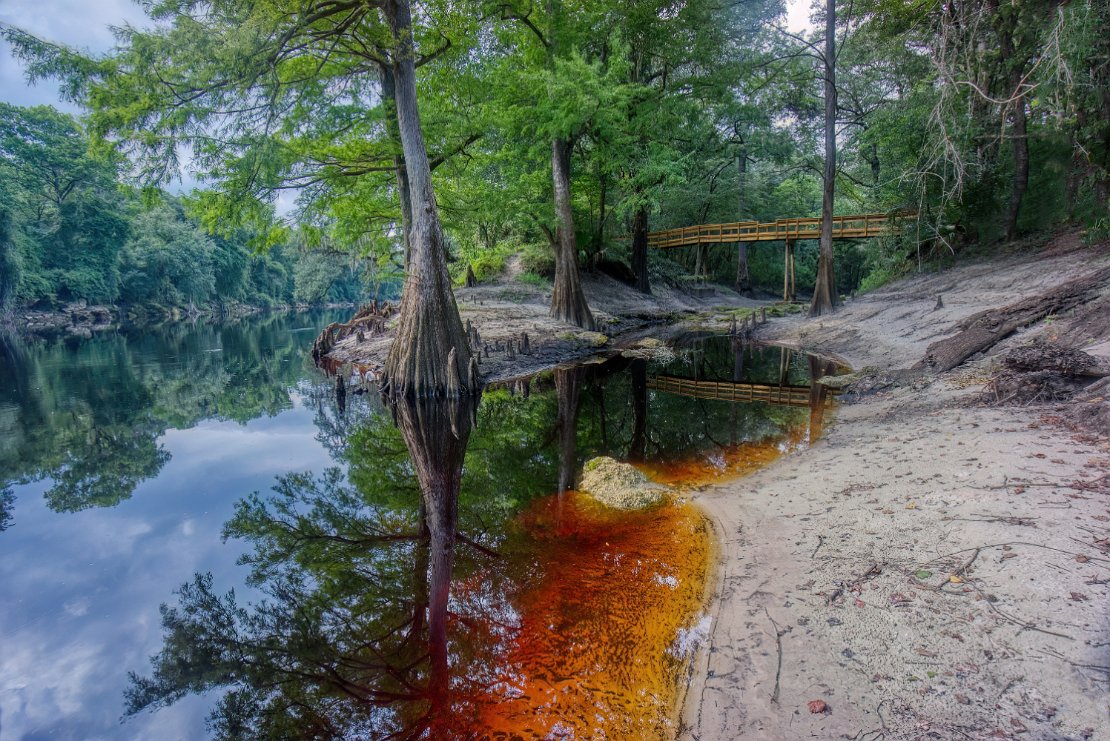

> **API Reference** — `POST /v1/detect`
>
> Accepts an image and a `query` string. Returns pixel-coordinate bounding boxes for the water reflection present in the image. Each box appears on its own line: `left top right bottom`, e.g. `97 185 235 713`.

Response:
0 311 369 741
0 314 362 523
2 326 838 738
124 336 837 738
123 396 480 738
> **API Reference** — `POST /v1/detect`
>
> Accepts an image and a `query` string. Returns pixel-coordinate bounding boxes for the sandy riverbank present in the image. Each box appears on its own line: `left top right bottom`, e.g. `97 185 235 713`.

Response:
682 236 1110 740
321 265 765 383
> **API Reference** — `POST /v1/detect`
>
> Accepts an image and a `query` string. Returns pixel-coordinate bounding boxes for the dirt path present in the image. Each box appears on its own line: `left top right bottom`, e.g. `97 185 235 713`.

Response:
682 237 1110 740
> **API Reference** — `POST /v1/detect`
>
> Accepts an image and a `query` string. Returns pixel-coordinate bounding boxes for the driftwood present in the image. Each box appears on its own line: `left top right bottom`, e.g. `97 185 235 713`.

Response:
913 265 1110 373
981 343 1109 405
311 301 396 363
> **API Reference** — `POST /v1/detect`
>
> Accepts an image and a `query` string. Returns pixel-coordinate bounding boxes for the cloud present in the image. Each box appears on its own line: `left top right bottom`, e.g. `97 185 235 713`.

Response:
0 0 150 109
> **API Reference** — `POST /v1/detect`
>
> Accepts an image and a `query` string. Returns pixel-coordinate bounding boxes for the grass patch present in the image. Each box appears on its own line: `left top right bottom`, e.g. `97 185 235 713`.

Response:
517 271 550 288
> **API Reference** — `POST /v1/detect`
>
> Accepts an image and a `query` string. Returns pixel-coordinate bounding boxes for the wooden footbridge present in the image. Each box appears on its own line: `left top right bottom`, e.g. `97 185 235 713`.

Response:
641 212 912 301
647 375 832 408
646 213 902 250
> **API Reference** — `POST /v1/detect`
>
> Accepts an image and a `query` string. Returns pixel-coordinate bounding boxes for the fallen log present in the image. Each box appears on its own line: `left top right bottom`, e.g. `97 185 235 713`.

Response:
913 264 1110 374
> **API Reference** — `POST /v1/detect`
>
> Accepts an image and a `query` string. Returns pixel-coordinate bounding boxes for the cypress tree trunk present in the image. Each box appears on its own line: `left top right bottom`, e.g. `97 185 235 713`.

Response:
810 0 838 317
1003 97 1029 241
378 63 413 268
393 396 474 717
382 0 472 398
591 170 607 269
631 203 651 294
735 242 751 295
734 153 751 295
551 138 597 329
998 14 1029 242
554 367 582 493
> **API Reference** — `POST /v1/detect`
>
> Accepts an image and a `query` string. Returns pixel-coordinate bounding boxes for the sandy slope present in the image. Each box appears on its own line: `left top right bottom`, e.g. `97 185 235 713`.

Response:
682 239 1110 740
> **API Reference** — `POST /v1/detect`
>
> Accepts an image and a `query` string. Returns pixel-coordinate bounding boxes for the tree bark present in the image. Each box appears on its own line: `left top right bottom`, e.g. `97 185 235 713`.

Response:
783 240 796 302
550 138 597 329
379 63 413 268
810 0 838 317
631 202 651 294
1003 94 1029 241
382 0 472 398
393 396 474 717
554 366 583 493
735 242 751 295
590 170 607 270
996 12 1029 242
734 153 751 295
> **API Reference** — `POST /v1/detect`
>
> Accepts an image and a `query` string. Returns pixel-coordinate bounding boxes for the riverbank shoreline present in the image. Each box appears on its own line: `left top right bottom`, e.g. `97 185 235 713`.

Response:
4 300 362 336
322 269 770 385
682 236 1110 740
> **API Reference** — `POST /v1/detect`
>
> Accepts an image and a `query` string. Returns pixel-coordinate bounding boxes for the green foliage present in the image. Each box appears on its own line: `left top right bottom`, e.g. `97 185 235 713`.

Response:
517 271 550 288
517 242 556 278
120 207 216 306
4 0 1104 315
0 102 381 312
452 240 516 284
0 206 20 313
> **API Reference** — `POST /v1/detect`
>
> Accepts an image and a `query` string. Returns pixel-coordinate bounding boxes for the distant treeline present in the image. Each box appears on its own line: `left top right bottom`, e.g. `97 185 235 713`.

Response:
0 103 395 316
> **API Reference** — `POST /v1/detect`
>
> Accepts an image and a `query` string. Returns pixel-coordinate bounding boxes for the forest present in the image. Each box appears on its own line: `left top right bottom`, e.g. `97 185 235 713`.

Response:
2 0 1106 340
0 103 389 316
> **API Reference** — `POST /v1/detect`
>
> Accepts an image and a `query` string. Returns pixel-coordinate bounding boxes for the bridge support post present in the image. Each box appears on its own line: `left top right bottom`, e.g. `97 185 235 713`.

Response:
783 239 796 302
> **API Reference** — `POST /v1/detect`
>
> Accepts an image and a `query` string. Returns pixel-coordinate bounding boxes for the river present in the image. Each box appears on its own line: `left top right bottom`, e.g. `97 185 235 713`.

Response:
0 313 834 739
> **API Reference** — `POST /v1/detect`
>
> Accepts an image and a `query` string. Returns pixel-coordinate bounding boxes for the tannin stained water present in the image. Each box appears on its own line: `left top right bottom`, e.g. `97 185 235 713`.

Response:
418 492 711 739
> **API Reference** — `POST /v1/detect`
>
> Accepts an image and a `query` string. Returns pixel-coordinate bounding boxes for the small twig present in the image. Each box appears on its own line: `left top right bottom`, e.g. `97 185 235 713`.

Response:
954 547 981 578
977 586 1074 640
764 607 783 706
812 534 825 559
876 698 890 731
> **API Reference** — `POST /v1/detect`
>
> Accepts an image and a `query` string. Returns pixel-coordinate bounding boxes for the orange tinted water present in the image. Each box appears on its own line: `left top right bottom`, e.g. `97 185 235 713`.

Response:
400 357 837 738
425 491 712 739
637 405 829 489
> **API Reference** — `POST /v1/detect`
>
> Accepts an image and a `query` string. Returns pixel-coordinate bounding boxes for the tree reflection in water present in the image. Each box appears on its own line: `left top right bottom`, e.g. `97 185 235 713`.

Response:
125 395 483 738
123 338 837 738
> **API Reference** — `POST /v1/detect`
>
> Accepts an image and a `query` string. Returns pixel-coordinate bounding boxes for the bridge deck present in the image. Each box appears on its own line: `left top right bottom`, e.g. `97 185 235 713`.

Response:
648 213 906 249
648 375 832 408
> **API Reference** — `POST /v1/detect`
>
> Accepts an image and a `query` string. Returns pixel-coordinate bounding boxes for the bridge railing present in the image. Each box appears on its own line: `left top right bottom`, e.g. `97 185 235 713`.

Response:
646 212 910 249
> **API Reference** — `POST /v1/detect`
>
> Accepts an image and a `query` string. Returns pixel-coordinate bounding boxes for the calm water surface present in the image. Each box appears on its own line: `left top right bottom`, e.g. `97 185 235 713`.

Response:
0 317 835 740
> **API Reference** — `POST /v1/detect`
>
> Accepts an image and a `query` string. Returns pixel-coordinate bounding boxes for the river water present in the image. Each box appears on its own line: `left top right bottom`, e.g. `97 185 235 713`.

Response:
0 313 834 739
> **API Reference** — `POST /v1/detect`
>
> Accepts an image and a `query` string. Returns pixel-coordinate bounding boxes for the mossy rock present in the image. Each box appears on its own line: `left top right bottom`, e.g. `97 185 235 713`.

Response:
816 373 860 389
578 456 668 510
577 331 609 346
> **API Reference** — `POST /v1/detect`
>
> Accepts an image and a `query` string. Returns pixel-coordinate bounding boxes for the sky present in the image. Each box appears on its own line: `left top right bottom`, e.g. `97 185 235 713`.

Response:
0 0 150 111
